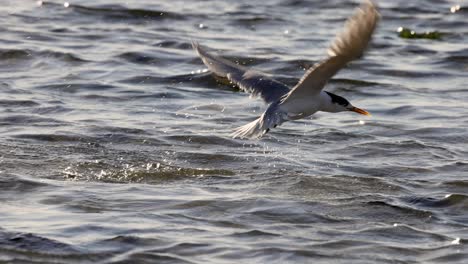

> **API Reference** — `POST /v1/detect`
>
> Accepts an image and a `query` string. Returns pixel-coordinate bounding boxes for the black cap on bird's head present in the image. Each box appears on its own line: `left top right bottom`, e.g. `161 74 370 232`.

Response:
325 91 350 107
325 91 371 116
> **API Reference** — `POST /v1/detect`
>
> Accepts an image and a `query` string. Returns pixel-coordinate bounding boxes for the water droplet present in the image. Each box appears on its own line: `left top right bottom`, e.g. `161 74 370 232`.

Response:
64 2 70 8
146 163 153 170
98 170 107 179
451 237 460 245
199 23 204 28
359 120 366 125
450 5 460 13
36 1 43 6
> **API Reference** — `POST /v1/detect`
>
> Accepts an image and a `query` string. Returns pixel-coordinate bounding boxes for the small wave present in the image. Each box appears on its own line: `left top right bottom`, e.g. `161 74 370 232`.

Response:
113 250 197 264
311 128 373 142
154 40 192 50
0 174 49 192
404 193 468 209
0 48 87 64
34 105 72 115
117 48 188 66
386 105 417 115
13 133 93 143
387 4 441 15
130 92 185 100
119 75 169 85
0 100 40 107
340 139 456 161
119 73 226 90
366 200 433 218
173 151 245 167
0 230 79 254
371 68 451 78
0 229 114 263
398 44 438 55
432 162 468 176
230 15 286 28
441 180 468 188
74 5 184 21
0 115 65 126
164 134 246 147
427 252 468 263
0 49 32 60
229 229 280 238
439 49 468 69
88 125 149 135
290 175 405 201
37 83 116 93
390 127 467 145
118 51 160 65
40 1 184 21
99 235 162 248
80 94 128 102
37 50 88 63
330 78 381 87
63 160 235 184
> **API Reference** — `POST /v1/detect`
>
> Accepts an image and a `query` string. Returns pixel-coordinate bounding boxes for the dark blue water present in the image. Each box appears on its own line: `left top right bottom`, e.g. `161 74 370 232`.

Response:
1 0 467 263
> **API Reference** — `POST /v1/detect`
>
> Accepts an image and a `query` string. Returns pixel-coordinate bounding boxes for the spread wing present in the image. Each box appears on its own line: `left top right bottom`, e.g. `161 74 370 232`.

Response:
281 0 379 104
192 41 290 104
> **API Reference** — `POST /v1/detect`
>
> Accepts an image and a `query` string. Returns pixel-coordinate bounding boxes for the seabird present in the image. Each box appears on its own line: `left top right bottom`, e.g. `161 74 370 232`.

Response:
192 0 379 138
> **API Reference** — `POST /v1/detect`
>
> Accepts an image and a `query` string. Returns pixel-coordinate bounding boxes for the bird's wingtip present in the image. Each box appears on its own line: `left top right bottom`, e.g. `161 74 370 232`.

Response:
327 0 380 59
191 39 199 49
191 40 210 59
363 0 380 17
367 0 378 9
191 39 201 55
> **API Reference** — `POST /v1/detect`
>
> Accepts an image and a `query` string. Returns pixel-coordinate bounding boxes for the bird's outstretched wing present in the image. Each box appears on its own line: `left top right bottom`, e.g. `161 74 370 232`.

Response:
192 41 290 104
281 0 379 104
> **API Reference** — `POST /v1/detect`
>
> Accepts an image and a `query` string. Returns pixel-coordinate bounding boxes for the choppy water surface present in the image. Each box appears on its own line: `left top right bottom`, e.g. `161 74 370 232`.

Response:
1 0 467 263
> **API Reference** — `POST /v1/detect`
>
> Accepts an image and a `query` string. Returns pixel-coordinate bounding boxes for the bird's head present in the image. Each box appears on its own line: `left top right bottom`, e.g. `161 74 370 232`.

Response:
324 91 370 116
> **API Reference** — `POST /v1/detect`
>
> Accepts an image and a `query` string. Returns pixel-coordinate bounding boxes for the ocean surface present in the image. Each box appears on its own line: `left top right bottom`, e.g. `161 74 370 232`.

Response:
1 0 467 263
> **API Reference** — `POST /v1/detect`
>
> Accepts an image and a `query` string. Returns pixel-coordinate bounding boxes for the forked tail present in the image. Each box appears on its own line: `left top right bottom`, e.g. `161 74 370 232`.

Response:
230 114 270 139
230 104 286 139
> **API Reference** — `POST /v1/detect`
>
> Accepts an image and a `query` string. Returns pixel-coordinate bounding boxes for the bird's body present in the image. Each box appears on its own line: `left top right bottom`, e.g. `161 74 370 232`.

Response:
192 0 379 138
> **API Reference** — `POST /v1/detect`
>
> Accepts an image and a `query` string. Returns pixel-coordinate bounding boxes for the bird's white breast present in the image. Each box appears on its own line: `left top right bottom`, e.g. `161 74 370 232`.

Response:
279 91 330 119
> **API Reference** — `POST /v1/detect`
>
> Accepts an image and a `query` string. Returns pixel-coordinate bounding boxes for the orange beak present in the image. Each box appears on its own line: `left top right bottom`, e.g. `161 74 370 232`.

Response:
350 107 371 116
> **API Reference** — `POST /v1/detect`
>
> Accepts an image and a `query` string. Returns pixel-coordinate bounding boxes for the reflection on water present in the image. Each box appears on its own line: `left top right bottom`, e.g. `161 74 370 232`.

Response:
0 0 467 263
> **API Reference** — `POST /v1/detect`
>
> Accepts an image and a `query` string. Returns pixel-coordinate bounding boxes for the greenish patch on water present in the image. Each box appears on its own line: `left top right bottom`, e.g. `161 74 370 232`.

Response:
397 27 443 40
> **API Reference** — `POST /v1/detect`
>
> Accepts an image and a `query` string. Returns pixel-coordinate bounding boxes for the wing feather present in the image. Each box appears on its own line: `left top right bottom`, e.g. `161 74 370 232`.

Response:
192 41 290 104
227 70 290 104
281 0 379 104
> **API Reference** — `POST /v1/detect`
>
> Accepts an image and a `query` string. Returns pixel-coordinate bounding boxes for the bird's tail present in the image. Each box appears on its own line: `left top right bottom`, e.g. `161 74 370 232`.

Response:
231 103 285 139
230 115 270 139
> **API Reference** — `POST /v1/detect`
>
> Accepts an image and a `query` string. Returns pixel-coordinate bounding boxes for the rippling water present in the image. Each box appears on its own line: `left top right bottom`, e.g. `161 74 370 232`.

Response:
1 0 467 263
